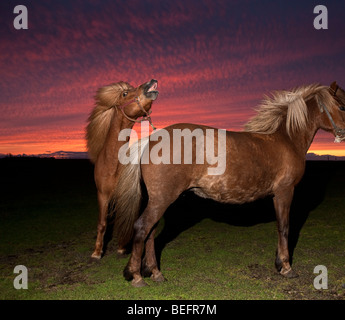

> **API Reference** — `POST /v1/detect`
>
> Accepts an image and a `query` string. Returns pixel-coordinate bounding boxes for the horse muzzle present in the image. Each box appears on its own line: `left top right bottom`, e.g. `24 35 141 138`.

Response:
144 79 159 101
334 129 345 143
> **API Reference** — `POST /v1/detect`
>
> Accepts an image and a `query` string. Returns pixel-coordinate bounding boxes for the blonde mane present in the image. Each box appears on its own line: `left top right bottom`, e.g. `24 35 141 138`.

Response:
244 84 335 137
86 81 134 163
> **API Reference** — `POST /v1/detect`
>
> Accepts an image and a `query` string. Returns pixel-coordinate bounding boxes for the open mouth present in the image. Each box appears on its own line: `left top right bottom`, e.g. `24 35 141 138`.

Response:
334 133 345 143
147 81 158 92
144 79 159 100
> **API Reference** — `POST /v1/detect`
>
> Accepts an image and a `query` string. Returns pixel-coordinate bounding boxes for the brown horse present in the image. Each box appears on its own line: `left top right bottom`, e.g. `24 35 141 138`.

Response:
86 79 158 259
112 81 345 287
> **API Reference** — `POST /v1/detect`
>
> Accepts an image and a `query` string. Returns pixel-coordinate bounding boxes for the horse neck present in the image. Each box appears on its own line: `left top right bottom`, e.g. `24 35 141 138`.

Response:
287 98 321 156
100 110 134 173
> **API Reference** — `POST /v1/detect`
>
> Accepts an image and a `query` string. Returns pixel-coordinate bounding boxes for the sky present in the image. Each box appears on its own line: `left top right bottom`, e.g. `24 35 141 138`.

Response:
0 0 345 157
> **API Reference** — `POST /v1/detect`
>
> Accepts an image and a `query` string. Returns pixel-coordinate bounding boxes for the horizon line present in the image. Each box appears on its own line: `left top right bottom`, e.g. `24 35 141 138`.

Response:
1 150 345 161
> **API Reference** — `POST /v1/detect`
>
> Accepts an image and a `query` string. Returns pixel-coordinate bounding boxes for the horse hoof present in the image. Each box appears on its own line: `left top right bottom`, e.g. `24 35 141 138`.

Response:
116 251 128 259
91 252 102 260
117 248 127 255
280 268 298 278
132 278 148 288
151 272 166 283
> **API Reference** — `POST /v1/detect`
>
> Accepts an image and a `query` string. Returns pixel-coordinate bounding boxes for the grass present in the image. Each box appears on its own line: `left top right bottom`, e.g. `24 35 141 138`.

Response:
0 158 344 300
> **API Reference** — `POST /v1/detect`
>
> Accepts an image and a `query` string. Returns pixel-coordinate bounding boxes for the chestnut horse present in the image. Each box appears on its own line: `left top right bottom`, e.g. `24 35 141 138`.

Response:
86 79 158 259
112 81 345 287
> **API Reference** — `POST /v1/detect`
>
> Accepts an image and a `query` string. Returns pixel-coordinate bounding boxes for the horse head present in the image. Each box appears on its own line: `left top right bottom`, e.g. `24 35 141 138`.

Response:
116 79 159 121
87 79 159 164
319 81 345 142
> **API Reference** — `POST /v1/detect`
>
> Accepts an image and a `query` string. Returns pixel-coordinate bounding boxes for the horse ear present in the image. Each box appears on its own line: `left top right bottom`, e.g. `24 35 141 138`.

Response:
329 81 338 96
330 81 337 90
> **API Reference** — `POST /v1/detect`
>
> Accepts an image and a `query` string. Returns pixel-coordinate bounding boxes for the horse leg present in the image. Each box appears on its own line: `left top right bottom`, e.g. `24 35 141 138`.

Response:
273 187 298 278
124 200 168 287
141 228 165 282
91 191 109 259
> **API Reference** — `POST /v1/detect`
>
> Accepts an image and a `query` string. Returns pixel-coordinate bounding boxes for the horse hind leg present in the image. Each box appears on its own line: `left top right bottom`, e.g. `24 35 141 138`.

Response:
141 227 166 283
124 199 170 287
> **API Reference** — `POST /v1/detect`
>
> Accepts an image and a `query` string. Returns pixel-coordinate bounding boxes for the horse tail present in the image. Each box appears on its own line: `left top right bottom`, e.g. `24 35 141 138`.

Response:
109 137 149 248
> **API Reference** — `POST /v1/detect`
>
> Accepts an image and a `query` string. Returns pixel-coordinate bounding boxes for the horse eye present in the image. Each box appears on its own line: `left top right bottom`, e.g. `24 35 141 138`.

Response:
123 92 128 97
339 106 345 112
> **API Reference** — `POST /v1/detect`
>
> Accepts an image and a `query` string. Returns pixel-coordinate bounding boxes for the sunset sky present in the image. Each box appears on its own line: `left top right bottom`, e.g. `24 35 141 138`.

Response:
1 0 345 157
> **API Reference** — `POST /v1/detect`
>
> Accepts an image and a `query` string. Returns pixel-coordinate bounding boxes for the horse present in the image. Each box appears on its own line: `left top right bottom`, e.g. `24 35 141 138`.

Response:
112 81 345 287
86 79 158 259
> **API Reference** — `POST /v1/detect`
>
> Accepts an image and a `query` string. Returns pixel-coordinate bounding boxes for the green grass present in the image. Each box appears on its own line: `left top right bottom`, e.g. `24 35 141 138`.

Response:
0 159 344 300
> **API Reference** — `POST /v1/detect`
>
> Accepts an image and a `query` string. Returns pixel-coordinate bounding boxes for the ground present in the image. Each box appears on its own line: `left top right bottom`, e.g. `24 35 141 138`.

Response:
0 158 344 300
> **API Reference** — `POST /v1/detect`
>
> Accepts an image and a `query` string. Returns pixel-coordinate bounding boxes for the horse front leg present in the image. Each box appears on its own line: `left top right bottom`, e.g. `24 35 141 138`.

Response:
273 187 298 278
91 191 109 259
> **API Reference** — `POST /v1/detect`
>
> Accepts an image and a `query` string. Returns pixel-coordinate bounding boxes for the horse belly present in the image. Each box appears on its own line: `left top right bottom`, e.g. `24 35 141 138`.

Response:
192 171 274 204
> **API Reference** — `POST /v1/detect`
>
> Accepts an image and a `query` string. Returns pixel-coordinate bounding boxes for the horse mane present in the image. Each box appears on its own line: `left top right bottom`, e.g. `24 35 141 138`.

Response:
244 84 335 137
86 81 134 163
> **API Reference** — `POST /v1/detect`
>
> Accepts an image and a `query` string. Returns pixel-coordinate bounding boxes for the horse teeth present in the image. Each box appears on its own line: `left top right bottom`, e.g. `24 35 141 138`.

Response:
148 83 157 92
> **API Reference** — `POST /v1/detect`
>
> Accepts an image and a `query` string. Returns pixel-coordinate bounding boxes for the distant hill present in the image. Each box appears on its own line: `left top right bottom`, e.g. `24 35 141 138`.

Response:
0 151 89 159
306 153 345 161
41 151 89 159
1 151 344 161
